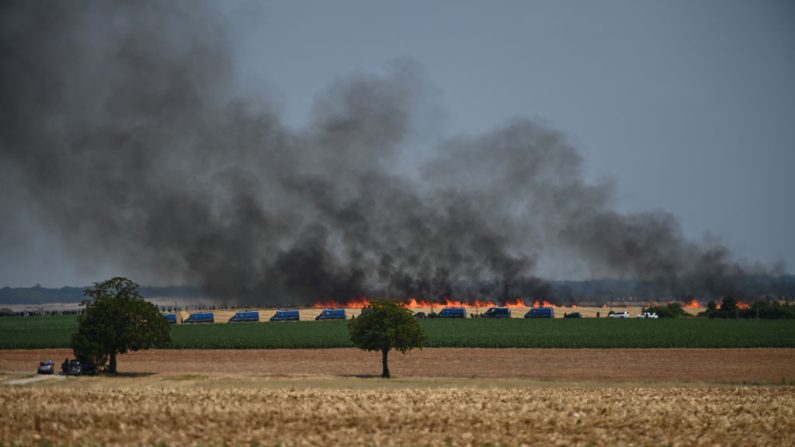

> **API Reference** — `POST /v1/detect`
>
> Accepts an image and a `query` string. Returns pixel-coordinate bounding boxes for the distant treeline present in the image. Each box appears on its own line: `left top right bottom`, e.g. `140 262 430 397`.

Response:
0 285 201 305
2 277 795 306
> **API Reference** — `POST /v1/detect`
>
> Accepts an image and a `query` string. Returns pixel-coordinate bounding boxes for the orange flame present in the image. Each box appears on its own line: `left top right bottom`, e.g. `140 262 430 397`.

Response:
503 298 527 308
716 301 752 310
683 298 701 309
315 297 537 309
405 298 432 308
532 300 557 308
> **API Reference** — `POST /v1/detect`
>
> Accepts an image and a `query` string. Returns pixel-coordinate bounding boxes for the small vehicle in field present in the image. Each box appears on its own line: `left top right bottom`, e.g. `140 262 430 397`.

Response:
413 311 427 319
608 311 630 318
37 360 55 374
524 307 555 319
481 307 511 318
563 312 582 319
64 359 97 376
229 311 260 323
184 312 214 324
637 312 659 319
270 309 300 321
437 307 466 318
315 308 346 320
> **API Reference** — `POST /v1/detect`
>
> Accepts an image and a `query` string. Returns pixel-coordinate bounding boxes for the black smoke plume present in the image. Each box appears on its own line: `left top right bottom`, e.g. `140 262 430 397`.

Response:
0 1 787 305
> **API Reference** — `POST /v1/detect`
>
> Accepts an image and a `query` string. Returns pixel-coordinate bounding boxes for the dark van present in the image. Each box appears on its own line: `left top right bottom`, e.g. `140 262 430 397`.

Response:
315 308 346 320
524 307 555 319
229 311 260 323
184 312 214 324
270 309 300 321
482 307 511 318
438 307 467 318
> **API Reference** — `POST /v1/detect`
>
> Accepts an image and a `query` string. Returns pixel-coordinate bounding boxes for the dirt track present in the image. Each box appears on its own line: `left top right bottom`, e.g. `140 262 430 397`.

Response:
3 348 795 383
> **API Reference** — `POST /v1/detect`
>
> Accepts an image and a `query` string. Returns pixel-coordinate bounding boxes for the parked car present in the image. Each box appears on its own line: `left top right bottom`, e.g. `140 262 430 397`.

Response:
437 307 467 318
315 308 346 320
229 311 260 323
413 311 427 319
481 307 511 318
37 360 55 375
637 312 659 319
270 309 300 321
563 312 582 319
64 359 97 376
524 307 555 318
608 311 630 319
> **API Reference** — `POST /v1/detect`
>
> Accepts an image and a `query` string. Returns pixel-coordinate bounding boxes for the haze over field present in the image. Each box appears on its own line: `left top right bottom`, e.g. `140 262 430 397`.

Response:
1 1 793 303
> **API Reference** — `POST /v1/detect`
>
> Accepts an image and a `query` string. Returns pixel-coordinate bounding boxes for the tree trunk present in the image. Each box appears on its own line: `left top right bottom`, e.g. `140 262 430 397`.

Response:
381 348 390 378
109 352 117 375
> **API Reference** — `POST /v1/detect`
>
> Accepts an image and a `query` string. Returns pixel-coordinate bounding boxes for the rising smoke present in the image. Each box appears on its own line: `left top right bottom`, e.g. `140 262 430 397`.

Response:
0 1 786 304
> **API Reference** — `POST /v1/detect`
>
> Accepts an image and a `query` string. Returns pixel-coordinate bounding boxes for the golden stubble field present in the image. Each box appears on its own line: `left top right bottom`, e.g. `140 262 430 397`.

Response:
1 376 793 446
3 348 795 446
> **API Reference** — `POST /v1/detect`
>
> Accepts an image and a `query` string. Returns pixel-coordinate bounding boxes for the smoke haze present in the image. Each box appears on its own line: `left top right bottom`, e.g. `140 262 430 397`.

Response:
0 1 787 304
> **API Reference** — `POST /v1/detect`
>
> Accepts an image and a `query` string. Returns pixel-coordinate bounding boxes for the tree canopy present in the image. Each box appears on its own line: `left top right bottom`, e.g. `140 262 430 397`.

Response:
348 299 427 378
72 277 171 374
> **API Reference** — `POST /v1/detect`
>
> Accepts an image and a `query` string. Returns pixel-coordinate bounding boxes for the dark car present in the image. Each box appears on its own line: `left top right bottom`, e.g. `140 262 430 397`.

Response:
65 359 97 376
414 311 427 319
37 360 55 375
564 312 582 319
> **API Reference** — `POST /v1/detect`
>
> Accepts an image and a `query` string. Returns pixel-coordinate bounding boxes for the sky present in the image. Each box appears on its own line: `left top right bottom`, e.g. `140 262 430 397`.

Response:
1 0 793 288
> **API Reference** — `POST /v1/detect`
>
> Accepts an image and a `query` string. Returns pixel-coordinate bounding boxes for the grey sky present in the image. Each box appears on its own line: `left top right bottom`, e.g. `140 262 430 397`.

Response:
1 0 793 288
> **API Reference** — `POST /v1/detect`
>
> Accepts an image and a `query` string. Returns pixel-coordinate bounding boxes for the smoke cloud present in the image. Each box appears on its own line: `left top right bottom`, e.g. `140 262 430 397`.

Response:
0 1 786 304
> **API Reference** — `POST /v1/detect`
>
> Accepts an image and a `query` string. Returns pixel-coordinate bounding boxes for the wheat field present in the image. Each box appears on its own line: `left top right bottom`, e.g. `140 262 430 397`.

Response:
1 380 793 446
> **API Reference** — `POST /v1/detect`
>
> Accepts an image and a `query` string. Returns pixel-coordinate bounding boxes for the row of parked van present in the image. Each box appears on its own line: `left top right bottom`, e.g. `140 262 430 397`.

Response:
163 307 562 324
163 308 347 324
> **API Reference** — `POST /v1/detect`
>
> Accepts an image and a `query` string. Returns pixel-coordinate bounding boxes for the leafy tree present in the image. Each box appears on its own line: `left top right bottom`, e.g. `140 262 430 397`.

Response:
348 299 427 378
72 277 171 374
641 302 689 318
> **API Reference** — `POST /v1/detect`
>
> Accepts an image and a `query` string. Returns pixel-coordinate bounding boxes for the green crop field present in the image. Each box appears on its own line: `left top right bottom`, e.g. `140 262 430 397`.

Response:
1 316 794 349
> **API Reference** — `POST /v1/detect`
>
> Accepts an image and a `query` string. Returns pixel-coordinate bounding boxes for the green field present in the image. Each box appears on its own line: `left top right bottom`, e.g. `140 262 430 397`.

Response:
1 316 794 349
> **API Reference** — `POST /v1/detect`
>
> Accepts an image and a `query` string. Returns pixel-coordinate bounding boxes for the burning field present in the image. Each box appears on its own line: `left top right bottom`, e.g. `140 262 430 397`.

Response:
1 377 793 446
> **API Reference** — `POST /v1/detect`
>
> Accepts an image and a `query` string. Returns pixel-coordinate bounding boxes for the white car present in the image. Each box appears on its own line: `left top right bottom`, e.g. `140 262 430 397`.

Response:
608 311 630 318
637 312 659 319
